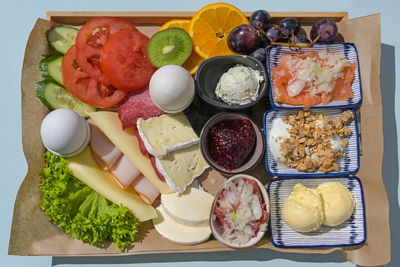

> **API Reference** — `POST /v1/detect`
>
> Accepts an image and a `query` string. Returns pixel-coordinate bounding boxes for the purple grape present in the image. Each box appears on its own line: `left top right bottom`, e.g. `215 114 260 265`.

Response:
310 19 338 42
279 18 300 36
265 27 281 41
249 48 266 63
250 10 271 31
228 24 259 53
259 34 271 48
292 33 310 44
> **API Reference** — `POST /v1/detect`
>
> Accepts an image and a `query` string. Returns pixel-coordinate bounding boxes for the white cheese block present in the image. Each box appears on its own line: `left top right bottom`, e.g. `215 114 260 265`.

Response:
137 112 199 158
88 111 172 194
153 205 211 245
161 187 214 226
67 147 157 222
155 144 209 193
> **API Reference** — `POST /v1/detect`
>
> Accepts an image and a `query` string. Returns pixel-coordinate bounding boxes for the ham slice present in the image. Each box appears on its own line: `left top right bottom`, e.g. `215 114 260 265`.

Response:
118 87 164 129
91 149 109 170
88 119 122 170
132 175 160 205
111 155 141 189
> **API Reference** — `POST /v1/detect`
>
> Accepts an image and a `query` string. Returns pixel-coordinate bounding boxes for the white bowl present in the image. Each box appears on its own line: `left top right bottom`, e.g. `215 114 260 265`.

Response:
210 174 270 248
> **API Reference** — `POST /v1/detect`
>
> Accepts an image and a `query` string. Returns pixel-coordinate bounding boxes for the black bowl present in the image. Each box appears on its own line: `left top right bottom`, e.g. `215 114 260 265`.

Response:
195 55 267 110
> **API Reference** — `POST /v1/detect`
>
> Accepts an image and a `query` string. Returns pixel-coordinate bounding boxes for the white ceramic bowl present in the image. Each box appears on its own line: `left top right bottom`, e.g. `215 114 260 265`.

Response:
210 174 270 248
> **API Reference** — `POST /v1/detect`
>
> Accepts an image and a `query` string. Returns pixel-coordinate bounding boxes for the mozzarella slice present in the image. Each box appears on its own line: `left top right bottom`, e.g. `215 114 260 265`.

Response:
132 175 160 205
110 155 141 189
161 187 214 226
88 119 122 170
153 205 211 245
67 147 157 222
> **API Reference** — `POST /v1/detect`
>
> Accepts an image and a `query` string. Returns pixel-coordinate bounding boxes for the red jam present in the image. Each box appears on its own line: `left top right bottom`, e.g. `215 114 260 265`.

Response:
208 118 256 171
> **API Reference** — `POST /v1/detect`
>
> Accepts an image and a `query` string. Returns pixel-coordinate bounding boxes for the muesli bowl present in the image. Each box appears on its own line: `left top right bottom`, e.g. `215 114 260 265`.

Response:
210 174 270 248
263 108 360 177
195 55 267 110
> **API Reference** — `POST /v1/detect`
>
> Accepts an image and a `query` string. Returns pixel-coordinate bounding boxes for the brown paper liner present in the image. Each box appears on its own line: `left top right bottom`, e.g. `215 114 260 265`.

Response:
9 14 390 266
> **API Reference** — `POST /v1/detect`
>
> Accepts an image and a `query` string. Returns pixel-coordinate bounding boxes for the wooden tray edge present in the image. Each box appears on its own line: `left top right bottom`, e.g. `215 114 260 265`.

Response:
46 11 348 25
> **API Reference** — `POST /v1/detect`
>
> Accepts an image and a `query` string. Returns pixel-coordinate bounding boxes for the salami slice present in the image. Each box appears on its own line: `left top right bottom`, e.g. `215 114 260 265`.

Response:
118 87 163 129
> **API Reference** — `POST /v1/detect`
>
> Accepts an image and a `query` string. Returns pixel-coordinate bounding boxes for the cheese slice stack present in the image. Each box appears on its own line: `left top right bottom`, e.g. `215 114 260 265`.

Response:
88 111 172 194
137 113 199 158
161 187 214 226
67 147 157 222
153 188 213 244
136 112 209 193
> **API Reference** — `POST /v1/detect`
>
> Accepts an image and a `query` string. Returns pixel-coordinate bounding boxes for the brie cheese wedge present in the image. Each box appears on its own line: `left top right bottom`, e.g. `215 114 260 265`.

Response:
155 144 209 193
137 112 199 158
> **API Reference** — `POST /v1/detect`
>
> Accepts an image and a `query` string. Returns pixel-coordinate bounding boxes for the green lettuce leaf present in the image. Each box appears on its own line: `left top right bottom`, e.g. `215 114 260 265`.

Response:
39 151 141 251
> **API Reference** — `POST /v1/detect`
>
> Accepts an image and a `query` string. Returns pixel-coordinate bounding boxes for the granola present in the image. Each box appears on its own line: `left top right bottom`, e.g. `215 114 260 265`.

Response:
278 110 354 173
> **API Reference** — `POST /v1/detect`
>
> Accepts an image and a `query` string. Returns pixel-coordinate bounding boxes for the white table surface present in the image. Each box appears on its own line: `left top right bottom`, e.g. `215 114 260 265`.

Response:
1 0 398 266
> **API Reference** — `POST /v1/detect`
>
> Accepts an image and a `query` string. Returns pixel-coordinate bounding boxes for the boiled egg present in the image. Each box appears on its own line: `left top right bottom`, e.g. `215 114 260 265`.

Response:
40 109 90 157
149 65 194 113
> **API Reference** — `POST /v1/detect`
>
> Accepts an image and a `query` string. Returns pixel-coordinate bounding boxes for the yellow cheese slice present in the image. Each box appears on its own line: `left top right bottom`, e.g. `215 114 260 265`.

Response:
67 147 157 222
88 111 172 194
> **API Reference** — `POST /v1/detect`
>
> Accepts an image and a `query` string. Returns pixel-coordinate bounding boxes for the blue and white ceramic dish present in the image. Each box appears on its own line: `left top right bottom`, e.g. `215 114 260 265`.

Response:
267 42 362 109
267 176 366 248
263 108 360 177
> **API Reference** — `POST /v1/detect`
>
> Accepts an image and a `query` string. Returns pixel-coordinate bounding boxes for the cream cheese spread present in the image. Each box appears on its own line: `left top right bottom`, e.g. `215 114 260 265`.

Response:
215 65 264 105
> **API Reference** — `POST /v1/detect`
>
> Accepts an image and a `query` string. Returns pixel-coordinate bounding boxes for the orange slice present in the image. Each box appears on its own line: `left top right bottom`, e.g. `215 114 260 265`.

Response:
188 3 249 59
158 19 204 74
158 19 191 32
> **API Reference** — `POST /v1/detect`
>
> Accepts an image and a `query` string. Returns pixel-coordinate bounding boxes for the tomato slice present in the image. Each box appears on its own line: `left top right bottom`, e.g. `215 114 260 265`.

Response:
62 45 127 108
76 17 137 85
101 29 157 91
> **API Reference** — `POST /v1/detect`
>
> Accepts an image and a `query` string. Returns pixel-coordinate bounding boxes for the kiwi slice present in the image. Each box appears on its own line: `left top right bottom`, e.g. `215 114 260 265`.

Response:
147 28 193 68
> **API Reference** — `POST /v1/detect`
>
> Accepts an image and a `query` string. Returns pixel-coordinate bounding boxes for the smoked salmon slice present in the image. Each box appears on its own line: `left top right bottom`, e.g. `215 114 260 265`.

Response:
272 52 356 109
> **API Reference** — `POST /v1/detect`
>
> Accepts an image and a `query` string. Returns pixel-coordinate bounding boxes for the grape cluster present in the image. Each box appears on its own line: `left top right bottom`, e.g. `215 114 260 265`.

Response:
227 10 339 64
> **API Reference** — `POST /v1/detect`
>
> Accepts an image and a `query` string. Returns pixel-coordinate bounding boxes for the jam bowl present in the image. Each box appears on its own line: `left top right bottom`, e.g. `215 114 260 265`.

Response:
210 174 270 248
199 113 264 175
195 55 267 110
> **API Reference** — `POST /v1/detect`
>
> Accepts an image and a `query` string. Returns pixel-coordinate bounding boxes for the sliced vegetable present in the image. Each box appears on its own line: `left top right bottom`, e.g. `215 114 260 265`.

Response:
101 29 156 91
76 17 137 85
39 56 64 85
35 80 96 117
62 45 126 108
40 151 142 251
46 26 78 54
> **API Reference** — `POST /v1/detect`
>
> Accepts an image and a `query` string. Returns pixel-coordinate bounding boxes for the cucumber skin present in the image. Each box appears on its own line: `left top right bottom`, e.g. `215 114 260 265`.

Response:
35 80 97 118
46 26 78 55
35 80 55 110
39 56 64 86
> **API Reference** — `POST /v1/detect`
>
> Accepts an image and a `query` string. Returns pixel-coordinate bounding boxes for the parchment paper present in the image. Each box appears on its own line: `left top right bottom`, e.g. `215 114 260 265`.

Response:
8 13 390 266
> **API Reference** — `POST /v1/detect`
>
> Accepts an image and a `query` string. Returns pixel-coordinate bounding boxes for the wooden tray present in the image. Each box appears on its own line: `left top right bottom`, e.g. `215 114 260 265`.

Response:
47 11 348 37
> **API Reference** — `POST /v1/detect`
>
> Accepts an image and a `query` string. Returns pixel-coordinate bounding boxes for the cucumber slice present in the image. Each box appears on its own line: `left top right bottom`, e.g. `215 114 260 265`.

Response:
39 56 64 86
46 26 78 54
35 80 97 117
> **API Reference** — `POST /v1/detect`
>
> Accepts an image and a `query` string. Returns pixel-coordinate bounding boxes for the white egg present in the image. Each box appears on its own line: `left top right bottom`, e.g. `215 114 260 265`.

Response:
149 65 195 113
40 109 90 157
